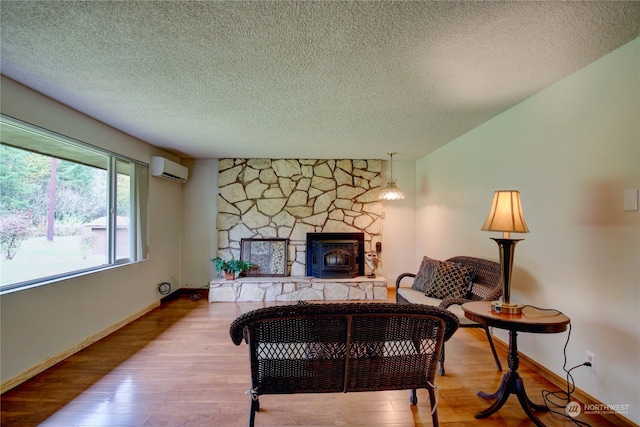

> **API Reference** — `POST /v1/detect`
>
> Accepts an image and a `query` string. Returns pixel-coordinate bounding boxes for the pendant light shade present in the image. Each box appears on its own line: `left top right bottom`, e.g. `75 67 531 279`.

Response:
379 152 405 201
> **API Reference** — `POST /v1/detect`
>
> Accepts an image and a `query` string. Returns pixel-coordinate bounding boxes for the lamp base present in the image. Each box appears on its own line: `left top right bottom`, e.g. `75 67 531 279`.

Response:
491 301 523 314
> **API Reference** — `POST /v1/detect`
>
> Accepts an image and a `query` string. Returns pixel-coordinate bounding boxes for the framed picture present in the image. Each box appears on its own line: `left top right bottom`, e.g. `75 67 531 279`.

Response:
240 238 288 276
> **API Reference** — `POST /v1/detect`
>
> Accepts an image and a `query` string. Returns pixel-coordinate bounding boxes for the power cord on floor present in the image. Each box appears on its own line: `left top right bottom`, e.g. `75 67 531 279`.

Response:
522 305 592 427
190 284 211 301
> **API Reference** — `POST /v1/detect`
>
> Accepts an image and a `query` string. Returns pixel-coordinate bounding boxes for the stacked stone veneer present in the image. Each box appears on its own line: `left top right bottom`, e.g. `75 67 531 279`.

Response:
216 158 382 276
209 276 387 302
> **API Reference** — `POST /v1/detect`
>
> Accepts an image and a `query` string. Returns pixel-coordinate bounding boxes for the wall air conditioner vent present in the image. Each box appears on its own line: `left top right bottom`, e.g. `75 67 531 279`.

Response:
150 156 188 183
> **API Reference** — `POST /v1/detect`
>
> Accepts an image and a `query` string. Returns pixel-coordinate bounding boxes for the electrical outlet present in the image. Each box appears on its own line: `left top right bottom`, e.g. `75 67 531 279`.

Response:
586 351 596 372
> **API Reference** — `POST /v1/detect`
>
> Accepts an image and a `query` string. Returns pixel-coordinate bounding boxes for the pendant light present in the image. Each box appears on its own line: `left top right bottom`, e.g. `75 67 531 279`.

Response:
379 152 405 201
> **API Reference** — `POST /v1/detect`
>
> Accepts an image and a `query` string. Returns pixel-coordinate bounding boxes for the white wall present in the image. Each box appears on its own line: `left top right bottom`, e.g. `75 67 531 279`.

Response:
0 77 184 388
415 39 639 424
379 159 417 283
181 158 218 288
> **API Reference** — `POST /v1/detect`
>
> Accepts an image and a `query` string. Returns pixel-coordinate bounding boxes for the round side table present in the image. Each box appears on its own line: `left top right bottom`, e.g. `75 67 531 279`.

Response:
462 301 570 427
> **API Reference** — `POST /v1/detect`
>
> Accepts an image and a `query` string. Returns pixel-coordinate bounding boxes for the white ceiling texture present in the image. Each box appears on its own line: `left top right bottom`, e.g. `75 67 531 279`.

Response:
1 1 639 160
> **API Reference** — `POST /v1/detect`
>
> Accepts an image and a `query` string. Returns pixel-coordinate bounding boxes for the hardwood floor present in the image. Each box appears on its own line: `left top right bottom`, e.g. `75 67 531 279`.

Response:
1 292 618 427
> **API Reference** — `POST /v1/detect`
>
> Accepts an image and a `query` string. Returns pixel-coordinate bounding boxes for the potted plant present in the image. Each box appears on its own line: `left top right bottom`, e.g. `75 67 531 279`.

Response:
211 257 252 280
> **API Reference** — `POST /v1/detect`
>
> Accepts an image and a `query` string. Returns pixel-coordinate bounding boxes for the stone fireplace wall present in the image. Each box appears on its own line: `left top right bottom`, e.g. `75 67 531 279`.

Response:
217 158 382 276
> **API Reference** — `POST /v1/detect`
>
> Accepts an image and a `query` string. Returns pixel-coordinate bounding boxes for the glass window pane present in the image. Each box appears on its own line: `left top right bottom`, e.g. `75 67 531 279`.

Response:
0 145 109 286
115 159 131 261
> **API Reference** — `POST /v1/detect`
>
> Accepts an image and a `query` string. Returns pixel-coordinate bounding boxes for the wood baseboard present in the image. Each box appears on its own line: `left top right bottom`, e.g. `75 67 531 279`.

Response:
1 301 160 394
161 287 209 303
477 330 637 427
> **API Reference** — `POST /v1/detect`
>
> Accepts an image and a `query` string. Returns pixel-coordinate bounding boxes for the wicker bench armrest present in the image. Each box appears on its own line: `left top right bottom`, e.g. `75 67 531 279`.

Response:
439 297 472 309
482 286 502 302
395 272 416 289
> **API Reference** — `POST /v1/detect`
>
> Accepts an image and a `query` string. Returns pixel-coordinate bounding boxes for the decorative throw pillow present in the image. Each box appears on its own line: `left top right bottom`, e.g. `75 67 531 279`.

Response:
426 262 475 300
305 342 345 359
349 342 385 359
411 256 440 292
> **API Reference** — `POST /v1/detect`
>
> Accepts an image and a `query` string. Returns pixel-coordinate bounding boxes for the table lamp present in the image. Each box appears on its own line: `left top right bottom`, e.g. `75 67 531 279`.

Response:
481 190 529 314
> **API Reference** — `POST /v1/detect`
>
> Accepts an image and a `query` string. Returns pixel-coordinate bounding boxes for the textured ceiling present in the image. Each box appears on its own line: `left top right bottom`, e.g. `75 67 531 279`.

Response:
1 1 639 160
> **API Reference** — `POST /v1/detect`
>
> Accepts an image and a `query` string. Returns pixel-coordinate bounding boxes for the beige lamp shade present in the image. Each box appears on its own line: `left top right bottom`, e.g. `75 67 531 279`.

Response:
481 190 529 237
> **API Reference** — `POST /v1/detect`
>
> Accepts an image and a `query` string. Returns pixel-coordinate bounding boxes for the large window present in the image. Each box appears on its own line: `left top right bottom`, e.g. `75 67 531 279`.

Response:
0 115 148 293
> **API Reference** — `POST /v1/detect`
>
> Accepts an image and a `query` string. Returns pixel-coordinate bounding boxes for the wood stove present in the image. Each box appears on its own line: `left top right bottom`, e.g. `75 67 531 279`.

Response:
306 232 364 278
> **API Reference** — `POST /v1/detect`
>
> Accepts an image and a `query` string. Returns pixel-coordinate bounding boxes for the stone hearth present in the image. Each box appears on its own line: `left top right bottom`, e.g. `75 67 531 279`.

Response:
209 276 387 302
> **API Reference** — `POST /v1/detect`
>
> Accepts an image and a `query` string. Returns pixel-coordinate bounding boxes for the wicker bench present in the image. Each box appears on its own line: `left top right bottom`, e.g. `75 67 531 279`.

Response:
230 302 459 427
396 256 503 374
